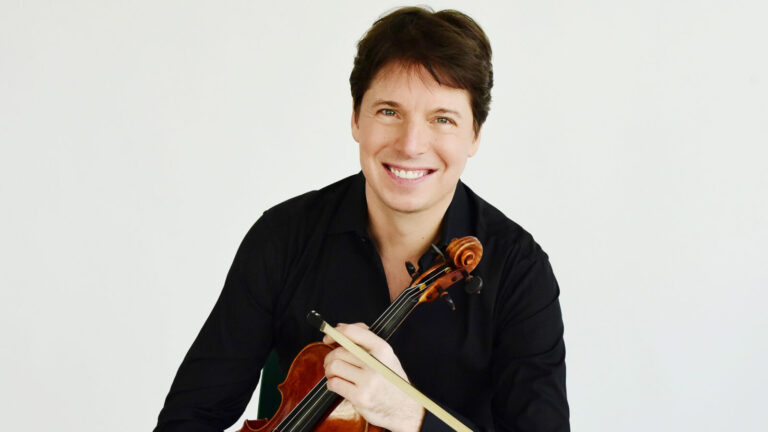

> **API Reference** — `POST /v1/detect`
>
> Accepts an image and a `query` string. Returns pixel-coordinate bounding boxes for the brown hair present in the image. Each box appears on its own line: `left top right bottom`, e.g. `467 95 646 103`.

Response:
350 6 493 134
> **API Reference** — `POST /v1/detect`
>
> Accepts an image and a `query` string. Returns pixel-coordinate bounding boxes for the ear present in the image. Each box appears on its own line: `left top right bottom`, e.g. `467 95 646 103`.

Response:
351 107 360 143
468 128 481 157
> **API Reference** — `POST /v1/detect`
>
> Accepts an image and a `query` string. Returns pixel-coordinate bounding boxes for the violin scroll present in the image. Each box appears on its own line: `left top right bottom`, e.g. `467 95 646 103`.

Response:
414 236 483 304
445 236 483 273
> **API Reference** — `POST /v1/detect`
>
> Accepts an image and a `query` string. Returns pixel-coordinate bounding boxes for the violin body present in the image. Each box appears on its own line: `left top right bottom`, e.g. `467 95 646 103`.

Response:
238 342 384 432
238 236 483 432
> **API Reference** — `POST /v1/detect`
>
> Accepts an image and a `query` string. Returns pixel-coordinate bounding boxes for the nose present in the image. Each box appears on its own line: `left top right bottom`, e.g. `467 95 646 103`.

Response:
395 119 429 157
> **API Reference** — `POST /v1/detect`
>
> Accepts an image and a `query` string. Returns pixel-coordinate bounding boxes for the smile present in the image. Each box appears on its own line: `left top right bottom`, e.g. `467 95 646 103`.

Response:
384 164 434 181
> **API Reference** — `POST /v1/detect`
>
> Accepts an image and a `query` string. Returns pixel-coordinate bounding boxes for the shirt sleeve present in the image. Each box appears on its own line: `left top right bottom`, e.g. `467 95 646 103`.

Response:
490 244 569 432
154 215 283 432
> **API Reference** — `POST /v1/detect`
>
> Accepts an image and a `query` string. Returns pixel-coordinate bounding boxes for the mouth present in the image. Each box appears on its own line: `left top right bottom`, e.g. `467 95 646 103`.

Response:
383 163 435 181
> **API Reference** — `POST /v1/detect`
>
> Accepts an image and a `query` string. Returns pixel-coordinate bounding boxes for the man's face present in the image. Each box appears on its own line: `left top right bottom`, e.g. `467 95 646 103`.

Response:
352 62 480 216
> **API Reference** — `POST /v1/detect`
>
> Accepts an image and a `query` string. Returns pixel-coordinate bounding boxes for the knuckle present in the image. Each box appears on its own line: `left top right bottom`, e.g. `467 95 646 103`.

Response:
378 341 393 354
325 358 342 375
371 343 393 359
328 347 343 360
326 377 338 392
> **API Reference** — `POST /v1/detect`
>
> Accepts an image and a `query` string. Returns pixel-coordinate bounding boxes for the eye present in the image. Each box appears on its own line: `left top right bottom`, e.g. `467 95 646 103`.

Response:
435 117 455 125
379 108 397 116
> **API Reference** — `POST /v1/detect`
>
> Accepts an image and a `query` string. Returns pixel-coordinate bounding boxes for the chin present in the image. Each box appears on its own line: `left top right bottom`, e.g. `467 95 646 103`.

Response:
387 203 423 214
381 194 434 214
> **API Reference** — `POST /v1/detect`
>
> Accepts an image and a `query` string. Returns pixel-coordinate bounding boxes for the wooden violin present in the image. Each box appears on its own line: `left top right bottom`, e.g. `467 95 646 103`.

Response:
237 236 483 432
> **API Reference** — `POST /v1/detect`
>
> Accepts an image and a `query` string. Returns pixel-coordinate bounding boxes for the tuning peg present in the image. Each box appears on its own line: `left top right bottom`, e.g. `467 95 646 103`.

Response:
464 275 483 294
405 261 417 277
430 243 446 261
441 292 456 311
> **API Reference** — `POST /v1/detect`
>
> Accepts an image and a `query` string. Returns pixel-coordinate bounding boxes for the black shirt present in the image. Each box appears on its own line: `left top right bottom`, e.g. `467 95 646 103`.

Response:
155 173 569 432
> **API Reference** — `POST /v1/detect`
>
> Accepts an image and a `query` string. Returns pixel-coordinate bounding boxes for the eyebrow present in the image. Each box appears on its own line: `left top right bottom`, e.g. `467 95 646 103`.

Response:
433 108 462 119
372 99 401 108
371 99 463 118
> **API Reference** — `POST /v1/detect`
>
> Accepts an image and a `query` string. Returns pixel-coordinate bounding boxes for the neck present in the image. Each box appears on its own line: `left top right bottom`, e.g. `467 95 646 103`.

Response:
365 184 455 261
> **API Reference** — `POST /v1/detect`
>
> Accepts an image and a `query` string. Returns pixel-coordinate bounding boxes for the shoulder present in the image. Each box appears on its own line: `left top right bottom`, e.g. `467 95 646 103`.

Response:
235 173 363 271
262 175 356 223
248 173 360 240
231 173 361 282
462 184 547 264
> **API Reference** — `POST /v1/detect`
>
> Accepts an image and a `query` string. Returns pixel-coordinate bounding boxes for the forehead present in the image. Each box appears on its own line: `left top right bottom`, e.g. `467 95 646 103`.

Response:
364 62 472 111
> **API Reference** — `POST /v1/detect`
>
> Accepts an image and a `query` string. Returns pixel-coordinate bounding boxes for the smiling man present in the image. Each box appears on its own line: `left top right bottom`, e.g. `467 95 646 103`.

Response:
156 7 569 432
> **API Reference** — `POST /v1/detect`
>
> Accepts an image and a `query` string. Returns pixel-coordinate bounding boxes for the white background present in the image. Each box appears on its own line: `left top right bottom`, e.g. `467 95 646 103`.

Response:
1 1 766 431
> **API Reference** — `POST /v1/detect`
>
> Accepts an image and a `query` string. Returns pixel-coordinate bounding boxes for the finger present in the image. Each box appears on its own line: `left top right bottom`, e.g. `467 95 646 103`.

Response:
324 355 365 384
324 346 364 370
322 322 368 344
349 322 369 330
335 323 391 356
325 375 357 400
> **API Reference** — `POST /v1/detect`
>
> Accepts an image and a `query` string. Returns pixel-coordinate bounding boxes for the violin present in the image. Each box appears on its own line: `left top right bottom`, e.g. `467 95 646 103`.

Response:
237 236 483 432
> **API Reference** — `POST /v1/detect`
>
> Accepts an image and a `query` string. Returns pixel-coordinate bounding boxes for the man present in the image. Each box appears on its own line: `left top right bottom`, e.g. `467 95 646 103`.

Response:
155 6 569 432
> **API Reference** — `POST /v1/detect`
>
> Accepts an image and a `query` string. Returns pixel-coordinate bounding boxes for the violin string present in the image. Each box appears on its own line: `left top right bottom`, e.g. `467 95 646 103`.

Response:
275 377 328 432
370 287 416 334
371 266 448 336
277 266 451 432
280 379 332 432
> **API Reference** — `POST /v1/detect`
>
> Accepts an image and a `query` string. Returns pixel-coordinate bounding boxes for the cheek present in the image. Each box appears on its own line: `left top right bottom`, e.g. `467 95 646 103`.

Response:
358 134 384 168
435 138 471 168
359 126 395 153
358 137 379 162
447 156 469 173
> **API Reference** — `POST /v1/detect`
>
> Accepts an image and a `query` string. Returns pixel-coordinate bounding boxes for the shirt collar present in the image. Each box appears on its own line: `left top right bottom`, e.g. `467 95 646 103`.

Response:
327 171 478 244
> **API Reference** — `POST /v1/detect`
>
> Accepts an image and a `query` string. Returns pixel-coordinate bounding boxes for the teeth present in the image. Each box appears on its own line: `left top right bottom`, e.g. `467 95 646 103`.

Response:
389 166 428 179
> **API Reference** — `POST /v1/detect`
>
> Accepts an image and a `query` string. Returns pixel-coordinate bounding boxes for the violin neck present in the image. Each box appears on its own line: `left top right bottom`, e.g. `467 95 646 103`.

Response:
369 285 422 341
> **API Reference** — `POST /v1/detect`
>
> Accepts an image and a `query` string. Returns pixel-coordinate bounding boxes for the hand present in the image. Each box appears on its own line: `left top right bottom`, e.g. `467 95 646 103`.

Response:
322 323 425 432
